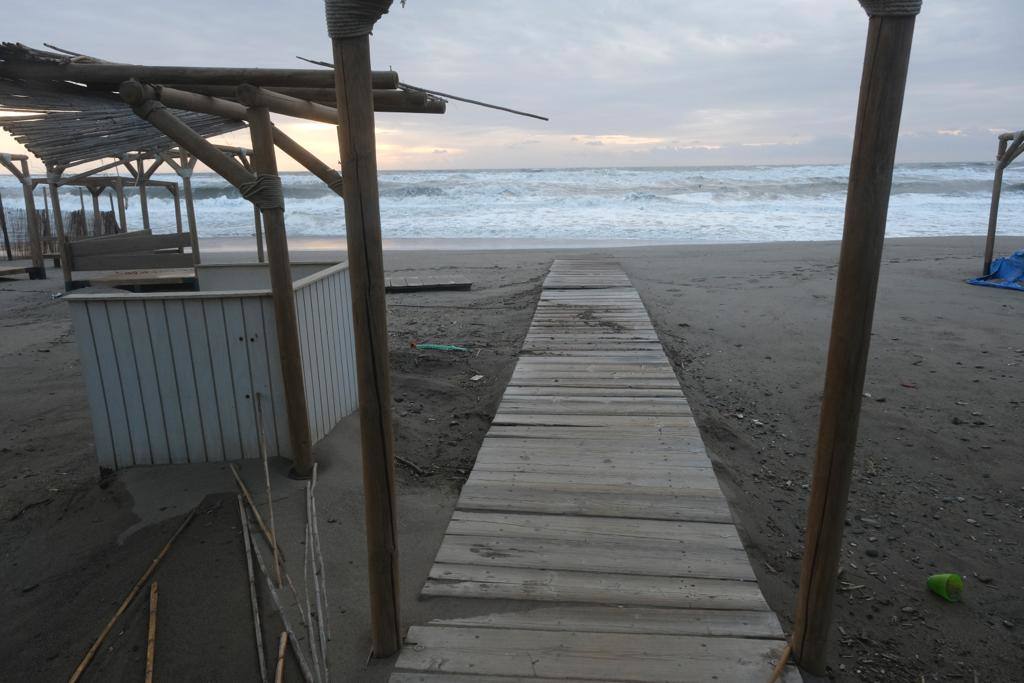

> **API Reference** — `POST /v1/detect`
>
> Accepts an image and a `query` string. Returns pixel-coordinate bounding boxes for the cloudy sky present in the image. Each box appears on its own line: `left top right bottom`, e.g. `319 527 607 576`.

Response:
2 0 1021 172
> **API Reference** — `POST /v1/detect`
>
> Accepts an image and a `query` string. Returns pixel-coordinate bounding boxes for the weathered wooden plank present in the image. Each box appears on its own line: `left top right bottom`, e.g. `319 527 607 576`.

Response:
436 533 754 581
465 469 724 494
426 604 783 640
72 251 194 272
164 300 207 463
397 626 791 682
222 298 259 460
68 303 116 470
242 297 280 459
124 301 171 465
424 566 769 610
457 482 734 523
142 302 189 465
107 301 152 464
202 299 243 461
182 300 224 462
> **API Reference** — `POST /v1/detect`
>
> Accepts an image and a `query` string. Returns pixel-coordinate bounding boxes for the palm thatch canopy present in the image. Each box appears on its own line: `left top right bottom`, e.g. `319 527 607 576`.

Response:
0 44 245 169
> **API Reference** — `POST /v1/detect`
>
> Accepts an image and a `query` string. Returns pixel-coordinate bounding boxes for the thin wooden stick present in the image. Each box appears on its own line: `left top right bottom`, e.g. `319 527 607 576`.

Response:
767 641 792 683
238 495 268 683
310 464 331 642
248 510 315 683
255 394 283 587
68 507 197 683
274 631 288 683
302 492 323 682
145 582 158 683
307 482 329 680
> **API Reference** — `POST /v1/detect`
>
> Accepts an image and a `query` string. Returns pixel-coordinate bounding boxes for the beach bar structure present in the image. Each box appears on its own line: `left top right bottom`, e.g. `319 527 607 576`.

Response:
65 261 358 471
983 129 1024 275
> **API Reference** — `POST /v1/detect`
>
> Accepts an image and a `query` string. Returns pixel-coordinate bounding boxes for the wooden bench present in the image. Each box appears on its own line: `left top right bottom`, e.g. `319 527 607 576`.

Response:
64 230 195 289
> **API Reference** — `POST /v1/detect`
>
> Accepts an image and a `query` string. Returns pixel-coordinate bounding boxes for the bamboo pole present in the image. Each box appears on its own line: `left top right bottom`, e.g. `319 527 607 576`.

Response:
17 159 44 276
255 394 282 587
171 186 184 237
145 582 158 683
254 205 266 263
77 188 86 238
330 29 401 657
274 632 289 683
238 495 269 683
792 9 918 676
68 508 197 683
246 105 314 477
0 61 399 89
115 177 128 232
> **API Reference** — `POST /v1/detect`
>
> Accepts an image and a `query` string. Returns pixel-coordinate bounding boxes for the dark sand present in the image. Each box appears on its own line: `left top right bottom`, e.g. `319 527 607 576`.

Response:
0 236 1020 681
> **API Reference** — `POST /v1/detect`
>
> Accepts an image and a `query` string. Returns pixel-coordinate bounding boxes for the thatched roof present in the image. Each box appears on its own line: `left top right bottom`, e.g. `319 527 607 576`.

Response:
0 44 245 169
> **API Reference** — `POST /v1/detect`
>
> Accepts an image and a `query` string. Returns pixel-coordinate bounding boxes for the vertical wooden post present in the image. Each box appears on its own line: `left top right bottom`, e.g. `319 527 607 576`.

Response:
253 204 266 263
77 188 87 238
330 27 402 656
983 136 1015 275
115 178 128 233
171 186 184 236
20 160 44 276
46 167 73 287
792 7 918 676
245 105 314 477
179 155 201 264
90 188 103 237
138 159 151 232
0 191 11 261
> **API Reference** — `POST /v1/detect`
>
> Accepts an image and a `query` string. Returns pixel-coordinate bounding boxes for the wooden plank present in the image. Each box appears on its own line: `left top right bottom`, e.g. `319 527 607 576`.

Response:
397 626 791 682
456 482 734 523
107 300 153 465
73 251 194 272
261 297 291 459
124 301 171 465
142 302 189 465
70 231 190 258
427 603 783 639
464 469 725 494
203 299 243 461
68 303 116 470
435 533 754 581
222 298 259 460
182 300 224 462
242 297 281 459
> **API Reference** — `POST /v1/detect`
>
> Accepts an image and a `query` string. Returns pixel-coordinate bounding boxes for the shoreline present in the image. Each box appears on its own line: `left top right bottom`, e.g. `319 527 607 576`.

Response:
199 232 1018 255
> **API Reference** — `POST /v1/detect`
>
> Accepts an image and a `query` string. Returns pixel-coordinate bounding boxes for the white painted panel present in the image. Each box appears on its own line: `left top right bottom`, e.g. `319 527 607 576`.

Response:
164 300 209 463
202 299 243 461
182 299 224 461
243 297 280 459
107 301 152 464
223 298 259 460
144 301 189 465
124 301 171 465
261 296 291 459
68 302 116 471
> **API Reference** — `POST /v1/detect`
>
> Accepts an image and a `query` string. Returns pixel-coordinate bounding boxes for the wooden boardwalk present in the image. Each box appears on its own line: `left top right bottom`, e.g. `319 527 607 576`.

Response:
385 274 472 293
392 260 796 682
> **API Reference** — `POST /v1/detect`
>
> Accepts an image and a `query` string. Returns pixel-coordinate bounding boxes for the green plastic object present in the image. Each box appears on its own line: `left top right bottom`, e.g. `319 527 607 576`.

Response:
927 573 964 602
415 343 468 352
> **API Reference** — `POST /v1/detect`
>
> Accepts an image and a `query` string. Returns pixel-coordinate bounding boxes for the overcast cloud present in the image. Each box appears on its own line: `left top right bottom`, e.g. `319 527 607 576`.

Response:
2 0 1021 171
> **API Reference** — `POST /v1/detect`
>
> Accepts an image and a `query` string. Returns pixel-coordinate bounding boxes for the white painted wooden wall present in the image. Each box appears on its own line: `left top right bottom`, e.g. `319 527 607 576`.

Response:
67 263 358 471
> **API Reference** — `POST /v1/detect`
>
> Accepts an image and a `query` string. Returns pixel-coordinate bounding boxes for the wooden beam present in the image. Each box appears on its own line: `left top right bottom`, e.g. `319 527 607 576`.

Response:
271 127 344 197
792 11 918 677
46 166 74 287
137 159 151 231
90 186 103 237
331 31 401 658
0 190 11 261
161 152 201 264
983 136 1013 275
0 61 398 89
114 177 128 232
246 104 314 477
22 159 45 275
174 85 442 113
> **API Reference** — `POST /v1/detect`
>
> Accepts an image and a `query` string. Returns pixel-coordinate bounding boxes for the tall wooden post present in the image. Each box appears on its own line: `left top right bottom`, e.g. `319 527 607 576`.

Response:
792 3 918 676
20 160 44 276
137 159 151 232
0 190 11 261
253 205 266 263
243 106 314 477
327 0 401 657
46 167 73 288
179 155 201 264
171 187 184 236
983 134 1021 275
77 188 87 238
115 178 128 232
90 188 103 236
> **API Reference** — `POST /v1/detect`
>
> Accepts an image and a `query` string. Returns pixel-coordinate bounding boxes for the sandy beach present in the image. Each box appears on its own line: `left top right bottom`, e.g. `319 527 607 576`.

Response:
0 235 1020 681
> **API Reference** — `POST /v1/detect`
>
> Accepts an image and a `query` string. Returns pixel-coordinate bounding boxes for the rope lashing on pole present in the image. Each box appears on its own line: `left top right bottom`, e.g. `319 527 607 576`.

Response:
324 0 393 39
239 174 286 211
858 0 921 16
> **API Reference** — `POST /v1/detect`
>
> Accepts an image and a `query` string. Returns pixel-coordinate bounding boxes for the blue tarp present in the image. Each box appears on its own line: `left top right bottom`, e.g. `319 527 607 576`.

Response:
967 250 1024 292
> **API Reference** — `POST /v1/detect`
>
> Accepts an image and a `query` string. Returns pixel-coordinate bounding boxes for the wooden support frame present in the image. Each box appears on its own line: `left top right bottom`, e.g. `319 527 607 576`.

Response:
983 130 1024 275
0 189 10 260
331 29 402 659
159 151 201 264
0 153 46 277
121 79 314 476
792 10 917 676
45 165 74 287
